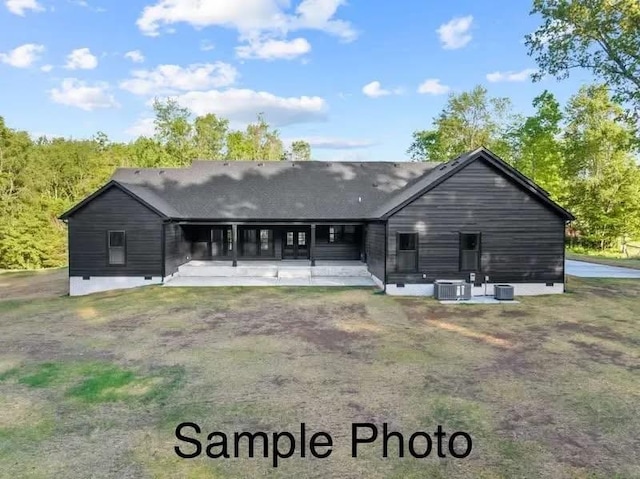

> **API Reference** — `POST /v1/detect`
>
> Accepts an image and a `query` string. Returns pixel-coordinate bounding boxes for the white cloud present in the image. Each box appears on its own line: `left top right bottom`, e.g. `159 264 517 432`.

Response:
486 68 537 83
65 48 98 70
136 0 356 42
5 0 44 15
124 50 145 63
0 43 44 68
437 15 473 50
287 136 375 150
50 78 118 110
174 88 327 126
236 37 311 60
68 0 106 12
417 78 450 95
362 81 402 98
120 63 238 96
126 117 156 137
200 40 215 51
40 64 53 72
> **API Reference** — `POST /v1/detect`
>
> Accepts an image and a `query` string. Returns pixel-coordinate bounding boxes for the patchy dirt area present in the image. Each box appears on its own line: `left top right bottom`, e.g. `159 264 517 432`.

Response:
0 268 67 300
0 275 639 478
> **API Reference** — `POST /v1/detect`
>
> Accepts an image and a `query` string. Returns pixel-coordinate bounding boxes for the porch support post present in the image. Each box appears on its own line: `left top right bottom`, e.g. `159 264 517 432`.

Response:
232 223 238 267
310 224 316 267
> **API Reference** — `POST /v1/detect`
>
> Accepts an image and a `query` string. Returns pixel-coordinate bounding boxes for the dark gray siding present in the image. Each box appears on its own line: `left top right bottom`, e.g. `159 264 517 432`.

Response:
366 222 386 281
68 186 164 277
386 160 565 284
314 225 362 260
314 242 361 260
164 223 190 276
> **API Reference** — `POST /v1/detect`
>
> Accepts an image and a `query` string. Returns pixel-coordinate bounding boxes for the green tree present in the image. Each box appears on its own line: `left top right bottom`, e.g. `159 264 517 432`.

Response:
563 85 640 247
510 90 566 198
152 98 195 165
194 113 229 160
226 114 284 161
407 86 514 161
288 140 311 161
526 0 640 118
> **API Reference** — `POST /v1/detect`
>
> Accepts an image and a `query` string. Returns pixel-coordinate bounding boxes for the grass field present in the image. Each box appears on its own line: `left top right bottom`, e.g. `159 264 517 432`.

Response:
0 270 639 478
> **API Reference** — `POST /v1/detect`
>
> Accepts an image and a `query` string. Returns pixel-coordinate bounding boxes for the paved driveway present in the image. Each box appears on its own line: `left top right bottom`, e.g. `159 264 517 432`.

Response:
566 260 640 278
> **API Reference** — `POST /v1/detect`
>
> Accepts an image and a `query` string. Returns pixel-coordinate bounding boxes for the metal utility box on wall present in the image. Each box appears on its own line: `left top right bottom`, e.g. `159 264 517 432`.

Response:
434 280 472 300
494 284 515 300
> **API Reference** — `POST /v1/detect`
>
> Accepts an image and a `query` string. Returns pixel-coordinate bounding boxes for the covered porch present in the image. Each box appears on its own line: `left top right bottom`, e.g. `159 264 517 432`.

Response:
179 222 366 266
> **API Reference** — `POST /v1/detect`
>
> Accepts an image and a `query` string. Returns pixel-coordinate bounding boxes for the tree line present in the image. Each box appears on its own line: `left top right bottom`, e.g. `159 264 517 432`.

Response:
0 100 310 269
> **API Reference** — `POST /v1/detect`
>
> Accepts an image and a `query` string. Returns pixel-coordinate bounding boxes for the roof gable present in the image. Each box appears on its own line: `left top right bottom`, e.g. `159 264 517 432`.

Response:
58 181 173 220
375 147 574 221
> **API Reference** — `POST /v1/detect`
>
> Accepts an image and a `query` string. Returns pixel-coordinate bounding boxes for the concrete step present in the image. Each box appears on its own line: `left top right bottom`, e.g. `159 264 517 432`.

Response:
178 265 278 277
277 267 311 279
311 265 371 277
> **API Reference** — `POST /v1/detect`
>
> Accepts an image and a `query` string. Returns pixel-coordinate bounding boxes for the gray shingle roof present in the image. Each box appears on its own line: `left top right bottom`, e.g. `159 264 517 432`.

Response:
110 160 437 220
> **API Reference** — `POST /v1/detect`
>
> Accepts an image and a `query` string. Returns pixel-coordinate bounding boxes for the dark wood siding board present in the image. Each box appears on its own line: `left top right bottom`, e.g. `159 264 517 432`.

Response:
68 187 163 277
365 222 386 281
387 160 565 284
164 223 190 276
315 242 361 260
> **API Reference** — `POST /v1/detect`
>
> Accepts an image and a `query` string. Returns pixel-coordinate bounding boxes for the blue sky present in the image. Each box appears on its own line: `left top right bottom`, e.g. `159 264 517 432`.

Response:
0 0 594 161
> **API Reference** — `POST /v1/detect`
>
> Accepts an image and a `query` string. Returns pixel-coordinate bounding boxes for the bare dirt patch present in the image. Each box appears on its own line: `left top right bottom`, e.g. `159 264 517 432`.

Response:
557 321 638 347
499 309 531 319
0 268 68 300
569 340 639 370
230 303 371 352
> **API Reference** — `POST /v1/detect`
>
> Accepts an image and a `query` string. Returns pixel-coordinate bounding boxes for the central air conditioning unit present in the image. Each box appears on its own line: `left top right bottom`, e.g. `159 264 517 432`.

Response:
434 280 472 300
494 284 515 301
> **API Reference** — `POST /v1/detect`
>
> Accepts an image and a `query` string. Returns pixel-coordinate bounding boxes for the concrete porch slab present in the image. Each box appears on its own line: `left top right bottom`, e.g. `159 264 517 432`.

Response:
164 276 377 288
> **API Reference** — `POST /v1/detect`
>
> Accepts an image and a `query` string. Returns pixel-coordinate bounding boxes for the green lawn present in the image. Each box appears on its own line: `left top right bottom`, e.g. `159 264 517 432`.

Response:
0 271 639 478
566 251 640 270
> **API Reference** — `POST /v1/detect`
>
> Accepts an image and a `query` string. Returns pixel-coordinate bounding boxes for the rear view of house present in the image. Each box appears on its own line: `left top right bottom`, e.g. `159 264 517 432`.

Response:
59 147 574 296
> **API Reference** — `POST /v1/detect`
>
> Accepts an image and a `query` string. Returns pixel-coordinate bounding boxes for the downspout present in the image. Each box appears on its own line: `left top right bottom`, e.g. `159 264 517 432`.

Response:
563 219 569 293
383 221 388 293
161 221 166 282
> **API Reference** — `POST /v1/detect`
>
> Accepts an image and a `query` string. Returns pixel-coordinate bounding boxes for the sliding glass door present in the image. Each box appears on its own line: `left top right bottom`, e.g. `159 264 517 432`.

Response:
240 227 275 258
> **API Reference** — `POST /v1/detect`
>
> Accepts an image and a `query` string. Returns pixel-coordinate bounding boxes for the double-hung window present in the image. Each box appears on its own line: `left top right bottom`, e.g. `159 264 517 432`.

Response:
459 233 481 271
397 233 418 272
108 231 126 265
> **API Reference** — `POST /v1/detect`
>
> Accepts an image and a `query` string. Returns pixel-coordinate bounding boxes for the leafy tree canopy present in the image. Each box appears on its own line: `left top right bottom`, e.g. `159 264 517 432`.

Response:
526 0 640 119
